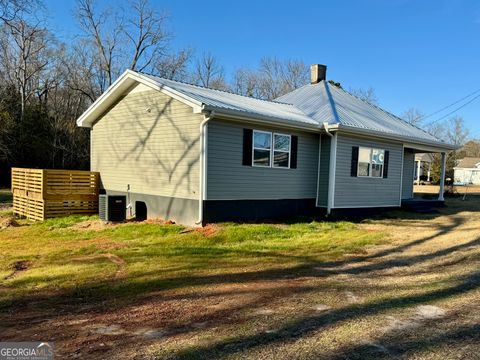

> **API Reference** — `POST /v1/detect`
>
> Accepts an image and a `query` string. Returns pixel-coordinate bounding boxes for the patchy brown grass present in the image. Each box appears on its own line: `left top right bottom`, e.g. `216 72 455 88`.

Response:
0 198 479 359
415 184 480 195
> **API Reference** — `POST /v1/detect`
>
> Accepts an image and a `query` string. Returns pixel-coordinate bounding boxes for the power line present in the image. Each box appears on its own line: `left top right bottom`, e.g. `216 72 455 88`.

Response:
427 92 480 125
418 87 480 123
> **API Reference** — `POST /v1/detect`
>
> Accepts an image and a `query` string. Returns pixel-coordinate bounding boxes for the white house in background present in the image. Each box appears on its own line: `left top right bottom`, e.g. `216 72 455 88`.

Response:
414 153 434 184
454 157 480 185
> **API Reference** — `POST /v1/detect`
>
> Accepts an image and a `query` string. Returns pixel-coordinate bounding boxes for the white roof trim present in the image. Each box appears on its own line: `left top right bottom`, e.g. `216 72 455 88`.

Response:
336 124 456 152
76 69 203 128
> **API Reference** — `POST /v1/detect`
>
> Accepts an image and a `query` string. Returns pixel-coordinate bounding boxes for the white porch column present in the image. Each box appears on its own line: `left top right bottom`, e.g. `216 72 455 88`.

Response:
439 152 447 201
416 160 421 185
427 162 431 182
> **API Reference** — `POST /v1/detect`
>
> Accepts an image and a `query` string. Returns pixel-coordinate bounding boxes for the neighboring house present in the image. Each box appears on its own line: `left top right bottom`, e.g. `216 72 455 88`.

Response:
76 64 455 226
454 157 480 185
414 153 434 183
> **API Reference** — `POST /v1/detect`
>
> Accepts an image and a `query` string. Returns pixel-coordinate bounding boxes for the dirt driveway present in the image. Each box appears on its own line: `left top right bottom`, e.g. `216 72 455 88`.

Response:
1 198 480 359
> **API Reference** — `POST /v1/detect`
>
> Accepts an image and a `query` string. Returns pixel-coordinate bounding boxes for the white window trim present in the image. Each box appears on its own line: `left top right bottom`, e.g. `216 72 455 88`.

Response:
251 130 292 169
273 133 291 169
357 146 385 178
252 130 272 167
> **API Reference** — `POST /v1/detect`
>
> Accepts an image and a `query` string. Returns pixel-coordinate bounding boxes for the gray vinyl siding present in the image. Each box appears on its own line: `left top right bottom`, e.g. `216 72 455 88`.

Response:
402 149 415 199
333 134 402 207
206 119 319 200
105 190 198 226
91 85 203 200
316 134 330 207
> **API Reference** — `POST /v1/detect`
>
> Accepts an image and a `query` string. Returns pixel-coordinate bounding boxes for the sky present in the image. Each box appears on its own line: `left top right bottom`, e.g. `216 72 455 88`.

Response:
45 0 480 137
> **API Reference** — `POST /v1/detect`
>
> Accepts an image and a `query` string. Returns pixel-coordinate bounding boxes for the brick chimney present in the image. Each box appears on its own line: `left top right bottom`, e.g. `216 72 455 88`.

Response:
310 64 327 84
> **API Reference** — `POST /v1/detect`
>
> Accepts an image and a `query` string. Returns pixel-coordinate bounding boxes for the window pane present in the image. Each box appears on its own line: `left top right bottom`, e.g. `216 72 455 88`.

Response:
253 149 270 166
371 163 383 177
274 134 290 151
358 162 370 176
372 149 385 165
273 151 289 168
254 131 271 149
359 148 371 163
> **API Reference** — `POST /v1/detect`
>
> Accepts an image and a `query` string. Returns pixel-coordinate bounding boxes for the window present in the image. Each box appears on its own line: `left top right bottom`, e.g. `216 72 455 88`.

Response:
253 130 272 167
357 147 385 178
273 134 291 168
252 131 291 168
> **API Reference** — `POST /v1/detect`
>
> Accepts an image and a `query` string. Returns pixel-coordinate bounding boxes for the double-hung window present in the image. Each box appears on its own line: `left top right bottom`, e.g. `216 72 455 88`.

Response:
252 130 291 168
273 134 291 168
253 130 272 167
357 147 385 178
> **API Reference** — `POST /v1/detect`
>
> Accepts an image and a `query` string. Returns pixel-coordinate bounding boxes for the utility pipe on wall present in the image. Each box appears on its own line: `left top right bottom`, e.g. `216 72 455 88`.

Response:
195 110 215 225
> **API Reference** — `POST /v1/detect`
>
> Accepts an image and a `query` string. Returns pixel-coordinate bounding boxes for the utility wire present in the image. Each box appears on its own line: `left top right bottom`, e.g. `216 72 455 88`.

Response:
426 92 480 125
418 87 480 123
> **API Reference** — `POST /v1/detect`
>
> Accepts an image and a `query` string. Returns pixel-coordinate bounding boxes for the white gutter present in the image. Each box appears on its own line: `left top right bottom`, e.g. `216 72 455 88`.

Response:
195 110 215 225
201 106 320 132
337 124 456 151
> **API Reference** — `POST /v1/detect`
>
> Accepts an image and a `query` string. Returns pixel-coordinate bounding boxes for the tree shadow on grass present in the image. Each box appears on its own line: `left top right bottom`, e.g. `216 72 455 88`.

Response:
171 269 480 359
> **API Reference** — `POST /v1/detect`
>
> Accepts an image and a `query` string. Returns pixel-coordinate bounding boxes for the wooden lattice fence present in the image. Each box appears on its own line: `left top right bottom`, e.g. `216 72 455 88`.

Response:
12 168 99 221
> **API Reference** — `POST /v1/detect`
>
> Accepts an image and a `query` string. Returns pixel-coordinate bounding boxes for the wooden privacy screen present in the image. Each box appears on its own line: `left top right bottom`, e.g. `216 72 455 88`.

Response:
11 168 100 221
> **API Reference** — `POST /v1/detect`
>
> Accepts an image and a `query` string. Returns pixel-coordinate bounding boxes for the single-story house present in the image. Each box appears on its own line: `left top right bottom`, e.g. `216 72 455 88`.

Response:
76 64 455 226
454 157 480 185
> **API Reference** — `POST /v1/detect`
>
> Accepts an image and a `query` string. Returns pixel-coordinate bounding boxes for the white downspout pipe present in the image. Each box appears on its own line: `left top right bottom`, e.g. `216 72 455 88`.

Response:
323 121 333 138
323 122 335 216
195 111 215 226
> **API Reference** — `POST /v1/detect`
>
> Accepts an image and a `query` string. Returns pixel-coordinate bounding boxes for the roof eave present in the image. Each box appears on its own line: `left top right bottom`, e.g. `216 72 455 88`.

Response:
202 105 321 132
335 124 457 151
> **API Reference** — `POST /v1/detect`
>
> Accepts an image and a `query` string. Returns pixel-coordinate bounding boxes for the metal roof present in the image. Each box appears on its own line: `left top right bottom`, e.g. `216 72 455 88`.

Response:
77 69 454 149
276 81 443 144
140 73 318 126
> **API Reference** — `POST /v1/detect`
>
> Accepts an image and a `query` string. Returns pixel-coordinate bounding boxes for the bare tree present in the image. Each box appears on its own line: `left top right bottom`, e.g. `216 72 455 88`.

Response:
231 57 309 100
349 86 378 105
446 116 469 147
193 52 227 89
124 0 170 72
402 107 425 126
459 140 480 158
232 67 261 97
0 0 36 23
155 48 192 81
76 0 121 90
0 19 52 119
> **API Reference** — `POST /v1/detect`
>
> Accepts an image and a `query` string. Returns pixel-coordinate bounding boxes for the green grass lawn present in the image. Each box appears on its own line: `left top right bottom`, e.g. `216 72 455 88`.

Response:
0 214 385 309
1 198 480 359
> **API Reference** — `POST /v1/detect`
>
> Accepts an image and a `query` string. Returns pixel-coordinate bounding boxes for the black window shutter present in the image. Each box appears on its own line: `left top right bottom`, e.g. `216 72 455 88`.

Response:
383 150 390 178
242 129 253 166
290 136 298 168
351 146 359 177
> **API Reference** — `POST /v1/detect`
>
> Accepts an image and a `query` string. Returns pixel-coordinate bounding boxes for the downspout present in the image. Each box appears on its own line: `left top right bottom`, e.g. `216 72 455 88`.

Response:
195 110 215 225
323 122 333 137
323 122 336 216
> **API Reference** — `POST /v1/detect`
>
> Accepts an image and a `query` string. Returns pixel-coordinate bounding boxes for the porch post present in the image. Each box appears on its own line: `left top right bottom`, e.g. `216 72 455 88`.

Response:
427 162 431 182
416 160 421 185
439 152 446 201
